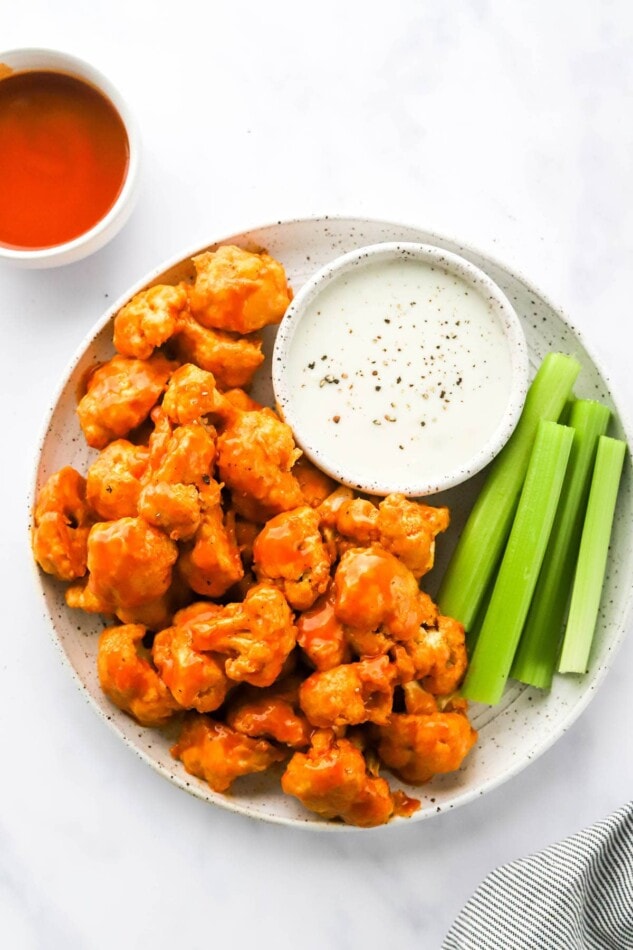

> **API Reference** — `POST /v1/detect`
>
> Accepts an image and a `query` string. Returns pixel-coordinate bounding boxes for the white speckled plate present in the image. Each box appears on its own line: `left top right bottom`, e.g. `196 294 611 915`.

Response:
32 216 633 830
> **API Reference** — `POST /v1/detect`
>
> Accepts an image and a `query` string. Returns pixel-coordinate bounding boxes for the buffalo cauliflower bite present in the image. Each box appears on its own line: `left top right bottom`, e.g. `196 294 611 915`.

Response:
319 489 449 579
296 586 351 671
393 614 468 695
177 481 244 597
87 516 178 610
226 677 311 749
376 494 450 579
161 364 231 427
333 545 427 642
138 481 202 542
376 682 477 785
113 283 188 359
171 714 286 793
152 624 230 713
217 409 304 519
188 245 292 334
187 583 296 688
252 505 331 611
146 410 216 486
173 313 265 390
299 655 397 728
281 729 396 828
97 623 181 726
86 440 150 521
292 456 337 509
76 354 175 449
32 466 94 581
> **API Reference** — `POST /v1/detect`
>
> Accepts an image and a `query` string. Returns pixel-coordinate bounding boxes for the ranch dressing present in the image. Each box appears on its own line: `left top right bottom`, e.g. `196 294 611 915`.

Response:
279 251 520 496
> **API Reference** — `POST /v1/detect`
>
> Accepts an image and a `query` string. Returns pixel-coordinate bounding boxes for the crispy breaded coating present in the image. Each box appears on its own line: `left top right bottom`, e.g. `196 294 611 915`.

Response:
252 505 331 610
177 481 244 597
174 314 264 389
333 545 427 642
189 245 291 334
299 655 396 728
97 623 181 726
146 409 216 486
138 481 201 541
86 440 149 521
77 354 175 449
152 625 230 713
87 516 178 610
161 364 230 427
217 409 303 519
188 583 296 688
113 284 188 359
376 494 450 580
376 683 477 785
226 677 310 749
296 585 351 672
393 614 468 695
171 714 285 792
292 456 337 509
32 466 93 581
282 730 395 828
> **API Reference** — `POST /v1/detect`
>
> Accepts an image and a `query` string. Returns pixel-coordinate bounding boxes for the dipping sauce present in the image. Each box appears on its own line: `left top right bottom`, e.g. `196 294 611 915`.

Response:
276 247 527 496
0 70 129 249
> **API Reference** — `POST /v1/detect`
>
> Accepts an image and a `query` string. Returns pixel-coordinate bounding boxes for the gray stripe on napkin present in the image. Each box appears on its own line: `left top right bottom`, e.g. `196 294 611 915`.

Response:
443 801 633 950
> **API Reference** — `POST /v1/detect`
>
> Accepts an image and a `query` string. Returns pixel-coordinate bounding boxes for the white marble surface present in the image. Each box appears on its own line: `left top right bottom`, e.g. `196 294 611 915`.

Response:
2 2 633 947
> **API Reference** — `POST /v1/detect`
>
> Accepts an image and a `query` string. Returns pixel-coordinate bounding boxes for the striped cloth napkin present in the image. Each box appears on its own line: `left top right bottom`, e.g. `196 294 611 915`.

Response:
443 801 633 949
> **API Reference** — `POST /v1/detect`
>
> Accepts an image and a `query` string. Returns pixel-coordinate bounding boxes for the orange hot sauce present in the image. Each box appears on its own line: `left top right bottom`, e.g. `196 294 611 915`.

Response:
0 70 129 250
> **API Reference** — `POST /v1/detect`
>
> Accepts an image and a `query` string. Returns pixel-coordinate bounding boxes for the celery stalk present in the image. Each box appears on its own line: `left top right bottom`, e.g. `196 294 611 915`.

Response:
437 353 580 630
461 420 574 705
558 436 626 674
511 400 611 688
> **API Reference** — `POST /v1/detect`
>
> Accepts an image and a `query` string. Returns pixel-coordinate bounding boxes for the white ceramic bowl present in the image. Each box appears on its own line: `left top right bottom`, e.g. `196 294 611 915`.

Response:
273 242 529 496
0 48 140 268
31 217 633 830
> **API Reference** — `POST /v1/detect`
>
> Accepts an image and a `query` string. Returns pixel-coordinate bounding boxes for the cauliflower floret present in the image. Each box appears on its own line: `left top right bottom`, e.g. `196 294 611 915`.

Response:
226 677 310 749
113 283 188 359
171 714 285 792
152 624 230 713
296 585 351 672
86 440 149 521
86 516 178 610
376 682 477 785
32 466 93 581
97 623 181 726
282 729 396 828
77 354 175 449
252 505 331 610
333 545 427 642
186 583 296 688
173 313 264 389
188 245 291 334
217 408 303 520
299 655 396 728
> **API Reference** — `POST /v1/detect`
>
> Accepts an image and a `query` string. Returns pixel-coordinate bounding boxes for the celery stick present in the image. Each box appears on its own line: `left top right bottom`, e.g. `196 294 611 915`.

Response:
437 353 580 630
558 436 627 674
461 420 574 705
511 400 611 689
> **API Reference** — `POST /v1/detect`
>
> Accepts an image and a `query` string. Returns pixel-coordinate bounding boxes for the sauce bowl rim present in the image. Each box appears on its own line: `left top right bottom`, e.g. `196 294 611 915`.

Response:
0 46 140 267
273 240 530 497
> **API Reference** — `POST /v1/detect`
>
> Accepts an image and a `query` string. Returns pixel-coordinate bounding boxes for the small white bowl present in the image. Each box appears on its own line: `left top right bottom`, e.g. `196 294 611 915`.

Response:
0 48 140 268
273 242 529 497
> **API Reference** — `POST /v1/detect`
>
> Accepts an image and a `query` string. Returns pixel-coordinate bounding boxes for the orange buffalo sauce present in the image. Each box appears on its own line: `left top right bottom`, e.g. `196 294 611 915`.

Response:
0 70 129 249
